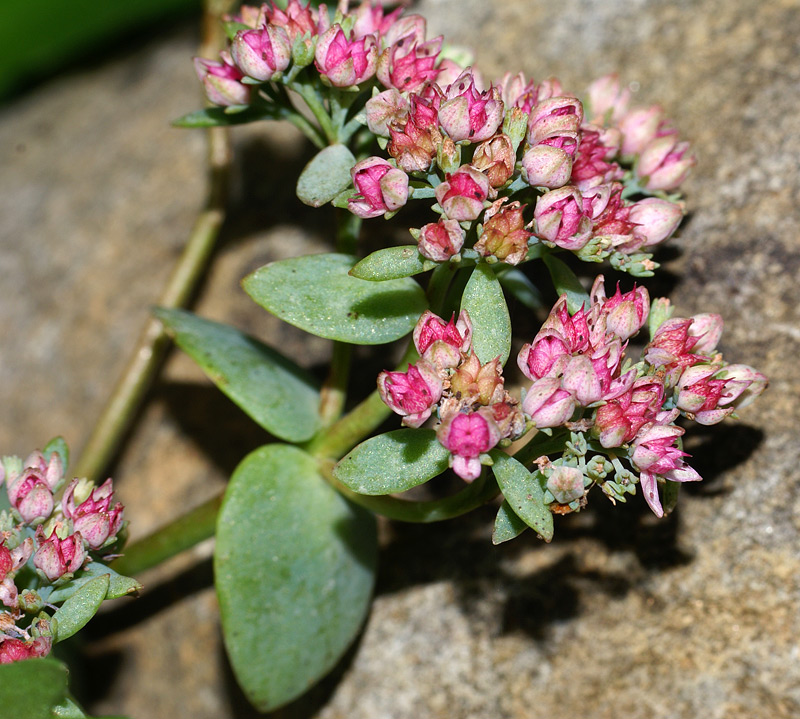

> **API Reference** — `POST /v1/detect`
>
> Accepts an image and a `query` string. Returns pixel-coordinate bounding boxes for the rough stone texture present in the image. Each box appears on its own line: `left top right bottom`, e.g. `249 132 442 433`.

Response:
1 1 799 718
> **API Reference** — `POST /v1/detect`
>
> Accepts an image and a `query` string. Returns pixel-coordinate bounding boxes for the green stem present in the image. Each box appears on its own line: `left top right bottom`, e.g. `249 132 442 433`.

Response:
319 459 500 522
110 494 222 577
278 106 326 150
426 261 458 315
317 342 351 427
289 81 337 145
511 427 570 466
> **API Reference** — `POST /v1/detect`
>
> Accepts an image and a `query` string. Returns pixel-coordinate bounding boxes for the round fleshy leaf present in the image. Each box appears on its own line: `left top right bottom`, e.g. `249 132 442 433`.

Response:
243 253 427 345
349 246 428 281
460 263 511 365
0 658 70 717
491 450 554 542
156 308 320 442
215 444 377 713
335 429 450 495
52 574 109 642
296 144 356 207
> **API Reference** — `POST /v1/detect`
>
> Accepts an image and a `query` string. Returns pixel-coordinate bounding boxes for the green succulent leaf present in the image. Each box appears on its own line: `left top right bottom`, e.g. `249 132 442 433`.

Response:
52 574 109 643
47 563 141 604
460 262 511 365
42 437 69 474
243 253 428 345
490 450 554 542
215 444 377 713
155 308 320 443
334 429 450 495
296 144 356 207
543 254 590 314
172 105 280 128
0 658 70 719
349 246 428 281
496 267 544 311
492 499 529 544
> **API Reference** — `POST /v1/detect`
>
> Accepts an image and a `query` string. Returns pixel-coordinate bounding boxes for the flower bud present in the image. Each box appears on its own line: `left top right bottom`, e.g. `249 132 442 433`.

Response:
437 409 502 481
348 157 409 218
586 74 631 124
230 25 291 81
377 36 442 93
521 144 573 189
416 219 465 262
315 24 378 86
449 354 505 407
413 309 472 368
33 525 86 582
522 377 576 428
472 134 516 188
7 469 53 525
546 465 585 504
533 186 592 250
474 199 531 265
435 165 489 221
193 55 250 107
715 364 768 411
618 105 665 156
365 89 409 137
438 70 504 143
377 360 443 428
687 313 723 355
62 478 124 550
518 332 570 381
637 136 696 191
628 197 684 247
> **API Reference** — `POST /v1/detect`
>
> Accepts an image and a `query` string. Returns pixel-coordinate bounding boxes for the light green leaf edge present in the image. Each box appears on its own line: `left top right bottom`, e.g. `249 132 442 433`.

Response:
492 499 529 545
491 450 554 542
155 308 320 443
52 574 110 643
242 253 428 345
460 263 511 365
349 245 429 281
334 429 450 495
215 444 377 713
296 144 356 207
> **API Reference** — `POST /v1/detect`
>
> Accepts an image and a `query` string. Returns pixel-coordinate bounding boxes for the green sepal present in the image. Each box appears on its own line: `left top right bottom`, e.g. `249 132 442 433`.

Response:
334 429 450 495
349 246 428 281
490 450 554 542
296 144 356 207
223 20 250 40
242 253 428 345
492 499 529 544
215 444 377 713
52 574 109 643
543 254 590 314
460 262 511 365
155 308 320 443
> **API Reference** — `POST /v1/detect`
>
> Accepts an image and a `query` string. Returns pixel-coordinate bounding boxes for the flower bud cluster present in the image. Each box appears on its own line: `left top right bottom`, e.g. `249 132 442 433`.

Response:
378 310 525 481
515 278 767 516
1 446 125 664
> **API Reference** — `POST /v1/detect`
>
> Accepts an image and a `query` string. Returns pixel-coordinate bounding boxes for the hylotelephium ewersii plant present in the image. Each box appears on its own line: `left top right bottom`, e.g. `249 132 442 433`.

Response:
0 1 768 715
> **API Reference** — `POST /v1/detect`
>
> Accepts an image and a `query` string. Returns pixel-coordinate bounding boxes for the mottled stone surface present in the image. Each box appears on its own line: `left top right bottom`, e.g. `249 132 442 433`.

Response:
1 1 799 717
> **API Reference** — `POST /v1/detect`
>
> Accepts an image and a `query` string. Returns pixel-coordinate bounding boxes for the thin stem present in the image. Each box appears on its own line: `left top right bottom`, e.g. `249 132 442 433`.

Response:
289 81 337 145
110 494 222 577
72 3 233 484
278 107 326 150
319 459 500 522
317 342 351 427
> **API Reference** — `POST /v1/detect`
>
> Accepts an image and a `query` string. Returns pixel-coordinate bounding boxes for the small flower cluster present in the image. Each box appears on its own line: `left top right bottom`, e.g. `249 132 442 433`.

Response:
0 447 124 663
378 311 525 481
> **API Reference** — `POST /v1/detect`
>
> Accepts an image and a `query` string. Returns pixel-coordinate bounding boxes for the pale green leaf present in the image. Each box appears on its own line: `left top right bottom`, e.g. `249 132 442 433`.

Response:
53 574 109 642
296 144 356 207
543 254 589 314
460 263 511 365
349 246 428 281
47 563 141 604
155 308 320 442
243 253 427 345
492 499 529 544
0 658 69 719
215 444 377 713
491 450 553 542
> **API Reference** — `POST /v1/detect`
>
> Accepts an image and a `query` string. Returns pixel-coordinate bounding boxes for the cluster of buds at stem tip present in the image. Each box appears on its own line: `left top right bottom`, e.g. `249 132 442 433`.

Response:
379 310 524 481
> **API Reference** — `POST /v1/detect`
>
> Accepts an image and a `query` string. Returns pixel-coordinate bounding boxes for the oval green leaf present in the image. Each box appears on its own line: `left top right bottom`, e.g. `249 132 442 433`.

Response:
215 444 377 713
47 563 141 604
243 253 428 345
349 246 428 281
460 263 511 365
0 658 70 718
296 144 356 207
52 574 109 643
334 429 450 495
492 499 529 545
491 450 554 542
155 308 320 442
543 254 590 314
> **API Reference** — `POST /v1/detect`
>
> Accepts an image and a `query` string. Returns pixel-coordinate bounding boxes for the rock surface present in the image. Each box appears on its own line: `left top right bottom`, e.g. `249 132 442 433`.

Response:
1 1 798 717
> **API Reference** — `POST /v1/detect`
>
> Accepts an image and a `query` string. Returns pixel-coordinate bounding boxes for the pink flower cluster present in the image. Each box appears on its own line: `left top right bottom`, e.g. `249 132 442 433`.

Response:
517 278 767 516
1 449 124 663
378 311 525 481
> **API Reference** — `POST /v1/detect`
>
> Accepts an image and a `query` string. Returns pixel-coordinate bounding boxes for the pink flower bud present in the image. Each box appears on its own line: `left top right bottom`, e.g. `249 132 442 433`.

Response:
33 525 86 582
62 478 124 550
675 364 732 425
437 409 502 481
377 360 443 428
381 13 427 48
471 134 516 188
387 114 441 173
348 157 409 218
688 313 723 355
586 74 631 124
350 1 403 40
499 71 540 113
438 70 504 143
377 35 442 93
637 136 696 191
546 465 585 504
533 186 592 250
628 197 684 247
527 96 583 156
7 469 53 524
193 55 250 107
644 317 702 374
522 376 576 428
715 364 768 411
591 277 650 341
435 165 490 221
570 126 623 189
590 185 645 254
263 0 319 43
413 310 472 357
0 635 51 664
618 105 665 156
540 295 591 353
365 88 409 137
474 199 532 265
230 25 291 81
518 332 570 381
521 144 573 189
449 354 505 407
631 422 701 484
315 25 378 86
416 219 465 262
